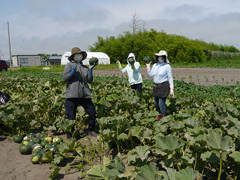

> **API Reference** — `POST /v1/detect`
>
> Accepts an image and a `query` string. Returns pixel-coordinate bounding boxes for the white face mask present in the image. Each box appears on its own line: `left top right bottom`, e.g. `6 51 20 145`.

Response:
158 56 165 63
74 54 83 62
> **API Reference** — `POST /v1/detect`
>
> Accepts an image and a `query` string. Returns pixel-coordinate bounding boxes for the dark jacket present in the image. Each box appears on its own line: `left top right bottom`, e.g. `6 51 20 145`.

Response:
62 62 93 99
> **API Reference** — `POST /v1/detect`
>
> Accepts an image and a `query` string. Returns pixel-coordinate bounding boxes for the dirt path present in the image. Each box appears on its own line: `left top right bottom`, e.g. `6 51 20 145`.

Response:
0 136 50 180
94 67 240 86
0 134 85 180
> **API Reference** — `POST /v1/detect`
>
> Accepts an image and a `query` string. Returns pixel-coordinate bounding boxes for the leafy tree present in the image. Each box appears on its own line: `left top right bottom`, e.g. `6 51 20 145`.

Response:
89 29 239 64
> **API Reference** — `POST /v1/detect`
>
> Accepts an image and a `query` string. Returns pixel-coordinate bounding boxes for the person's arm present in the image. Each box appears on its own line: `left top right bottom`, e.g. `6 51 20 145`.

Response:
147 63 155 78
167 65 174 98
87 62 97 83
63 64 76 82
116 61 127 73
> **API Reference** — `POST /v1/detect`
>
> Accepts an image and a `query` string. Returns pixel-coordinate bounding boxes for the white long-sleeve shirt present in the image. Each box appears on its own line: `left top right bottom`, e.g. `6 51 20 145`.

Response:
148 62 173 86
120 53 143 85
120 62 142 85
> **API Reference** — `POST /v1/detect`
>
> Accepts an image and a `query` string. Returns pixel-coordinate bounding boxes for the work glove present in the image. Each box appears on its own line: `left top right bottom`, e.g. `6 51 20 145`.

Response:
69 64 77 76
89 62 98 69
170 85 174 98
146 62 151 72
116 61 122 69
88 62 98 76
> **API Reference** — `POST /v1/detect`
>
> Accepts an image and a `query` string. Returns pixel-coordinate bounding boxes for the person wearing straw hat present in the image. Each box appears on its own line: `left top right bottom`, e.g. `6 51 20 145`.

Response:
0 92 10 106
146 50 174 120
116 52 143 93
62 47 98 138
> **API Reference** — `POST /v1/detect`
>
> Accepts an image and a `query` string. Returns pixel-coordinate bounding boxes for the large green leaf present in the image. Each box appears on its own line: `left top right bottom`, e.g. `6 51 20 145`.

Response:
87 165 106 179
130 126 141 137
175 167 199 180
48 164 61 180
229 151 240 163
135 145 150 161
107 153 125 174
56 119 75 132
166 168 176 180
183 117 200 128
135 163 158 180
141 127 153 141
155 135 184 153
155 124 168 133
118 133 128 140
206 129 234 151
200 151 219 162
169 121 184 130
159 171 169 180
105 169 120 180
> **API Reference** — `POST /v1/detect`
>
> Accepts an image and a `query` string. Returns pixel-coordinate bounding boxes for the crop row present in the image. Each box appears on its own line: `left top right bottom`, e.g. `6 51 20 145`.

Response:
0 73 240 179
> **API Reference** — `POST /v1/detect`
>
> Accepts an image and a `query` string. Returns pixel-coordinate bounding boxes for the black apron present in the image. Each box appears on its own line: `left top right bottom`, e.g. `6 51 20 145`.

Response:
153 81 170 98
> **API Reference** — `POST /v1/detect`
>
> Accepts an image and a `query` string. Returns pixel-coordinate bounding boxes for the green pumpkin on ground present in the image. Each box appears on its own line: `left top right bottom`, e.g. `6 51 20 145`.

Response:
32 137 41 144
44 136 53 143
41 151 53 163
32 145 43 155
53 136 63 144
19 145 31 155
31 143 41 150
21 140 29 146
38 132 48 140
31 153 42 164
13 134 24 143
40 140 48 148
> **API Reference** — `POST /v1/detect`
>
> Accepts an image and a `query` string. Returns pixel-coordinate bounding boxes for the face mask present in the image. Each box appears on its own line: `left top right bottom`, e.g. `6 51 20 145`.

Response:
74 54 83 62
158 56 165 63
128 57 134 64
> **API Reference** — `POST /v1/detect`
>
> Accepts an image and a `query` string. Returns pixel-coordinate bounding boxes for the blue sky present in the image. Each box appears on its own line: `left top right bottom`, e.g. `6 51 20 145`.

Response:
0 0 240 59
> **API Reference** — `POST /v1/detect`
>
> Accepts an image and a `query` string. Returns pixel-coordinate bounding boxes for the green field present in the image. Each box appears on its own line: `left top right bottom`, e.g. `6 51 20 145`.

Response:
0 71 240 179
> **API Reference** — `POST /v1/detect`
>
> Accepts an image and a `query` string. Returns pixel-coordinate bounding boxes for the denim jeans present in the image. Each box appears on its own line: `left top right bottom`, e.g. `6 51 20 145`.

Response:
154 97 167 115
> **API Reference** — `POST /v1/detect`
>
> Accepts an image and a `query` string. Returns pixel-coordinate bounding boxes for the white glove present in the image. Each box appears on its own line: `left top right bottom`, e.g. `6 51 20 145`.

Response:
116 61 122 69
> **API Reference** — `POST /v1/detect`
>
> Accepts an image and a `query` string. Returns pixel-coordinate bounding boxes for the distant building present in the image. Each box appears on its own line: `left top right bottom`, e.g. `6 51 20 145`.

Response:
12 55 42 67
44 56 62 65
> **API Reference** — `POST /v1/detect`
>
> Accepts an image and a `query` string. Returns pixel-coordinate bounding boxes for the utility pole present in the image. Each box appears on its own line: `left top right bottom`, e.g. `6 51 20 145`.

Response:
7 21 12 66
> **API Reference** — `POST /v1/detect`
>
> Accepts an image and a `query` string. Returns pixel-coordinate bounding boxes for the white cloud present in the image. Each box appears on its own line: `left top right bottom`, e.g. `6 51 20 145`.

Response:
0 0 240 60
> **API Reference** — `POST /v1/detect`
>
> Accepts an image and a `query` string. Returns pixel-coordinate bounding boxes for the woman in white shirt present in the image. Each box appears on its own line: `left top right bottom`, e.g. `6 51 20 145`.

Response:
117 53 143 92
146 50 174 120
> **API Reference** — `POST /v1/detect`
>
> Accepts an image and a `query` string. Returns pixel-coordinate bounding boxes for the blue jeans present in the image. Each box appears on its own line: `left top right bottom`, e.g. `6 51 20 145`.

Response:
154 97 167 115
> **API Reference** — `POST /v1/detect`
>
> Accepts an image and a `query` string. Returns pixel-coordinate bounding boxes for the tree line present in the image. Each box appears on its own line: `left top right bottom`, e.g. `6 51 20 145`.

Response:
89 29 239 64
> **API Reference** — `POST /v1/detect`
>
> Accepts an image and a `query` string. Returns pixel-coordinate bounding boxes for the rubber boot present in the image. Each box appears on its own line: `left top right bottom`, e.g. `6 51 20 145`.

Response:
156 114 164 120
